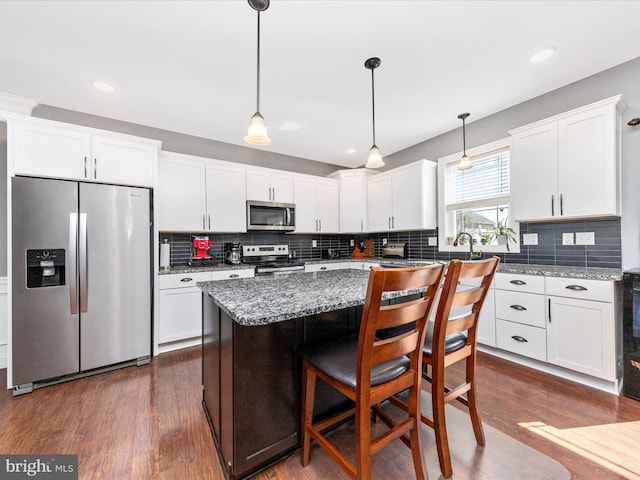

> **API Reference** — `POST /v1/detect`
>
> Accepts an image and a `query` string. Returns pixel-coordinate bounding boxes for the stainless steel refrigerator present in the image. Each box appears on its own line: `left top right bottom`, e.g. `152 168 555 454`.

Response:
12 176 151 394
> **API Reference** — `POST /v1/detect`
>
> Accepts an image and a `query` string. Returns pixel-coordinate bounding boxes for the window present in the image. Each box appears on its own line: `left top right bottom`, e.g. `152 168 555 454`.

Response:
437 137 518 253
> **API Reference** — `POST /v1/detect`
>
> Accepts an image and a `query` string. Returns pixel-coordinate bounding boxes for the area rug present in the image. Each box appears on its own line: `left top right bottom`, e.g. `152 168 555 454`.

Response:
285 391 570 480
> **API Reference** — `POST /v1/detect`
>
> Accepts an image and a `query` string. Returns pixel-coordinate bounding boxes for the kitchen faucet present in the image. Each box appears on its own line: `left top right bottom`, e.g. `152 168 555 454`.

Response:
453 232 483 260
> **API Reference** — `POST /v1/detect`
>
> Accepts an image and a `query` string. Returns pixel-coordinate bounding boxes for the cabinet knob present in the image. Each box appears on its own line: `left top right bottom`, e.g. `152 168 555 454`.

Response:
511 335 528 343
510 279 527 285
320 267 327 270
180 277 193 283
229 274 239 278
510 304 527 311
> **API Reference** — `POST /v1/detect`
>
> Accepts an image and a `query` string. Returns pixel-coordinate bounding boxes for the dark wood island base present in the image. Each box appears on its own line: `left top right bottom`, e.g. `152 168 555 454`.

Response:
202 292 361 480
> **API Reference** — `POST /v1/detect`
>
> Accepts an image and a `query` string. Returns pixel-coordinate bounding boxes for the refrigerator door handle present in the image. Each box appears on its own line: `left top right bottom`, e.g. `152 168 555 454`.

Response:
69 212 78 314
79 213 88 313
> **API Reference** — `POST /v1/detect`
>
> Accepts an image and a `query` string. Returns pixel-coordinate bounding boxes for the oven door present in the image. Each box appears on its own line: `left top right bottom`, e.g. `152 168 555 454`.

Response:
247 201 295 231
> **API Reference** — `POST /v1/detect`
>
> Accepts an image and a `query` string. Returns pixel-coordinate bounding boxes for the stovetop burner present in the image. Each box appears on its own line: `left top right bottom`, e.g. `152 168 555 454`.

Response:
242 244 305 275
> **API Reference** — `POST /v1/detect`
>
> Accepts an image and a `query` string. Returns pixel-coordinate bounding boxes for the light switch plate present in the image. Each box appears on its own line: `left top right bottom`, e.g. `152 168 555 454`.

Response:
522 233 538 245
428 237 438 246
312 240 317 248
350 239 355 247
576 232 595 245
562 233 574 245
382 238 388 246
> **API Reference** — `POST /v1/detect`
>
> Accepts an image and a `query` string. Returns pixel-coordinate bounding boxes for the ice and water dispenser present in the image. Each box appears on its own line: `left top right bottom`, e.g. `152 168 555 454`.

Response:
26 249 66 288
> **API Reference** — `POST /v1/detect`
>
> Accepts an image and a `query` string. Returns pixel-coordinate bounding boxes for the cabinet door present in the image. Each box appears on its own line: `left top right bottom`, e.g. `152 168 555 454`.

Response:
12 122 90 179
558 106 618 218
391 165 426 230
367 174 393 232
246 169 272 201
206 163 247 232
270 172 294 203
316 178 339 232
476 288 496 347
547 296 615 380
510 123 558 221
339 172 367 232
157 156 207 231
293 176 318 233
90 135 155 187
158 287 203 344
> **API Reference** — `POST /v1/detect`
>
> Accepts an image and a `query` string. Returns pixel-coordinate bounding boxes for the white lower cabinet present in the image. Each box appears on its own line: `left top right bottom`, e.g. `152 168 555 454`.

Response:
304 262 346 272
476 286 496 347
158 269 254 353
546 277 617 381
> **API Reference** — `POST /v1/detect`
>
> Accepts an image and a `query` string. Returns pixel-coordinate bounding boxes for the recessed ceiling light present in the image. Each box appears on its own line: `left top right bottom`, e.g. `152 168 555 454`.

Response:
92 80 115 93
346 148 356 154
529 46 556 64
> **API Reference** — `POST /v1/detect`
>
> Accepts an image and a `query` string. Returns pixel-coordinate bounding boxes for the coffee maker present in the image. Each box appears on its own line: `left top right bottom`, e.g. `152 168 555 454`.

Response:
224 242 242 265
188 235 213 266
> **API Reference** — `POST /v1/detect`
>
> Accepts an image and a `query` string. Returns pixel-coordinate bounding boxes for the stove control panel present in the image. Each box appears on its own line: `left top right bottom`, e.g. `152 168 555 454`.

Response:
242 244 289 258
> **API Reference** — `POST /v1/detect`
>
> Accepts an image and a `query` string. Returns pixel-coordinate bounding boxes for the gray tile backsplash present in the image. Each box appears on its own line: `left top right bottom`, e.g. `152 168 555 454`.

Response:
160 218 621 269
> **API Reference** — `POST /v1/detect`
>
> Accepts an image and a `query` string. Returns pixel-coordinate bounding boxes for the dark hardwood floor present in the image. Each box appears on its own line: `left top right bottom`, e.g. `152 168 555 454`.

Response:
1 346 639 479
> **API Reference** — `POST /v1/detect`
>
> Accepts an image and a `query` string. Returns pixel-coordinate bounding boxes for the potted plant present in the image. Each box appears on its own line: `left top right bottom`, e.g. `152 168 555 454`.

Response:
490 219 517 251
480 234 492 246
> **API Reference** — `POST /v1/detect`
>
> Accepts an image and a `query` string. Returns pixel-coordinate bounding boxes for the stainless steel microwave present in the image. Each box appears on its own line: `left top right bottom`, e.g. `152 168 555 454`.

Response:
246 200 296 232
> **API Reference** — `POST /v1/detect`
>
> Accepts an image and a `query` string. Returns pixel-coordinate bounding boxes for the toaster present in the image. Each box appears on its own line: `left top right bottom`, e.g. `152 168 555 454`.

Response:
381 242 407 259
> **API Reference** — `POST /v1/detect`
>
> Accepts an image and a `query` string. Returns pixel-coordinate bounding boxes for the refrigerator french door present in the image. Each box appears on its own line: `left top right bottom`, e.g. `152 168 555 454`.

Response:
12 176 151 392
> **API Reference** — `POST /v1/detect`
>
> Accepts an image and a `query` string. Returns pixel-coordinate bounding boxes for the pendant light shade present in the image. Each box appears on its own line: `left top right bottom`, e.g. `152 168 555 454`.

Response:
364 57 384 169
245 0 271 146
457 112 471 170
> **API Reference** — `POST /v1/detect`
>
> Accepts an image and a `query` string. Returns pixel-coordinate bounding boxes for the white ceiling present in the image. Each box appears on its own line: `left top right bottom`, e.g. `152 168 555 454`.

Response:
1 1 640 168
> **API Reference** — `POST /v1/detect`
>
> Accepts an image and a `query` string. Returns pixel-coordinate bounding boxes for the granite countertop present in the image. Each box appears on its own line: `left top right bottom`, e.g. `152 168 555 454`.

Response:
198 269 427 327
495 263 623 281
159 263 254 275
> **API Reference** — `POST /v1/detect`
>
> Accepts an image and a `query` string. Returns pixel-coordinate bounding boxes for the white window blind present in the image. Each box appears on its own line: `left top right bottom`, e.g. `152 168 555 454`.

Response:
445 148 510 211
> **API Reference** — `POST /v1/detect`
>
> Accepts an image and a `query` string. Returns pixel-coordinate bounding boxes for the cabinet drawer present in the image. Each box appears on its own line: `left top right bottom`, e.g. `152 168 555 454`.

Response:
210 269 254 281
495 290 546 328
159 271 212 290
545 276 613 303
495 273 544 294
305 263 345 272
496 319 547 362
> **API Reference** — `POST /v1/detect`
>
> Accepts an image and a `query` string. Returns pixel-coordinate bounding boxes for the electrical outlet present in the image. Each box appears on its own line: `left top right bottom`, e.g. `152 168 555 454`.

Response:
428 236 438 246
350 239 355 247
312 240 317 248
522 233 538 245
382 238 388 246
562 233 574 245
576 232 595 245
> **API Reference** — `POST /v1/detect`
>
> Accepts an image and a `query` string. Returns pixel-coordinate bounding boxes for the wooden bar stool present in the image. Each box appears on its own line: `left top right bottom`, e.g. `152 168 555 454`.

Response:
396 257 499 478
300 264 444 480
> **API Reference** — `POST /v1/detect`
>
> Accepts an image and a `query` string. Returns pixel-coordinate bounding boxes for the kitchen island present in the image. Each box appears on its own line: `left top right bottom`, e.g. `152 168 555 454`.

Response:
199 269 426 480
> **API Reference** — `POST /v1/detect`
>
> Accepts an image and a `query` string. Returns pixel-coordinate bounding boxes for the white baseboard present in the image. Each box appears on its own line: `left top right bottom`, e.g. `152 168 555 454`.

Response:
158 337 201 355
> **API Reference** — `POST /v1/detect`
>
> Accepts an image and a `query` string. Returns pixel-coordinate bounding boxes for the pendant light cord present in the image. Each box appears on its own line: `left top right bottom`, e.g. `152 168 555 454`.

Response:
371 67 376 145
256 10 261 113
462 116 466 155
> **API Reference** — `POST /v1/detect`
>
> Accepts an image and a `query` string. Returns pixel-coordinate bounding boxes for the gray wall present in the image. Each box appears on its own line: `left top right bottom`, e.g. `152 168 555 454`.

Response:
383 56 640 269
31 105 343 177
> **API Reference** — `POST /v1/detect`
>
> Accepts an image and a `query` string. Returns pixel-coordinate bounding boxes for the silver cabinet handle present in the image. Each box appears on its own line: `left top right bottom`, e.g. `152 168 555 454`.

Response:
565 284 588 291
392 216 395 229
551 194 555 216
560 193 564 215
229 274 239 278
510 279 527 285
180 277 194 283
320 267 327 270
319 219 321 231
510 304 527 311
511 335 528 343
272 187 275 201
315 219 318 232
69 213 78 314
79 213 88 313
548 298 552 322
84 157 88 178
361 219 363 231
388 217 391 229
208 214 211 230
93 158 97 179
203 214 206 230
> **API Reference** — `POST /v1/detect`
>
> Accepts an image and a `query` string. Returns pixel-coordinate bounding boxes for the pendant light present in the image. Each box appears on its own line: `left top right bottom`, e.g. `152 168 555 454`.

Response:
245 0 271 145
364 57 384 169
457 112 472 170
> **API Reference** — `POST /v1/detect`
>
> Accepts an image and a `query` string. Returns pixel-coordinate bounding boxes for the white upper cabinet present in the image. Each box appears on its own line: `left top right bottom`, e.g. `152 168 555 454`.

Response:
157 152 246 233
328 169 378 233
246 167 294 203
367 160 437 232
510 95 625 222
4 113 160 187
293 175 339 233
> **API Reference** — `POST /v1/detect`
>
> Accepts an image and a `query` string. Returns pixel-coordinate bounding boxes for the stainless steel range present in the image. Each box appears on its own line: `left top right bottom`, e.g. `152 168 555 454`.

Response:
242 244 305 275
